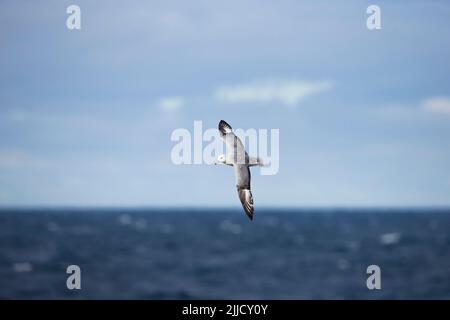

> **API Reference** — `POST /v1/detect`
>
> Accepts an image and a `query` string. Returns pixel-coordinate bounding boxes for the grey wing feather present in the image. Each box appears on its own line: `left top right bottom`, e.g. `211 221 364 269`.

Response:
234 164 251 189
237 188 254 220
235 165 254 220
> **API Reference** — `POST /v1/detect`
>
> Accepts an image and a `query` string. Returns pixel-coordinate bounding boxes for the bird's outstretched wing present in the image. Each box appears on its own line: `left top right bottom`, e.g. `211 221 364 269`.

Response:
218 120 247 165
235 164 254 220
218 120 254 220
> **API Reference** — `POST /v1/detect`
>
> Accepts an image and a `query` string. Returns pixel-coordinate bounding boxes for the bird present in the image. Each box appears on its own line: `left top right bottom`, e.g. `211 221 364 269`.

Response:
215 120 264 220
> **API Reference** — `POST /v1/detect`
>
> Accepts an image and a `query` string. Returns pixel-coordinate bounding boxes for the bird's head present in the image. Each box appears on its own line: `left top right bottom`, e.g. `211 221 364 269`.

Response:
215 154 226 165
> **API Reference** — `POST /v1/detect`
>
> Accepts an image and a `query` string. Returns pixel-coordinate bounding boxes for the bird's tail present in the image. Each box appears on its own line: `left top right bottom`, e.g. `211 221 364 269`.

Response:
248 157 266 167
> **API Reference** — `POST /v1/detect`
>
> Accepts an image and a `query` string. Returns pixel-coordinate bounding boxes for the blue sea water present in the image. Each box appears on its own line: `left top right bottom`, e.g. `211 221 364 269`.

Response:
0 208 449 299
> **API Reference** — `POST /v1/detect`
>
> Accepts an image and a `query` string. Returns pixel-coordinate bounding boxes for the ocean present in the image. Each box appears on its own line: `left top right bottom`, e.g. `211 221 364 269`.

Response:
0 208 449 299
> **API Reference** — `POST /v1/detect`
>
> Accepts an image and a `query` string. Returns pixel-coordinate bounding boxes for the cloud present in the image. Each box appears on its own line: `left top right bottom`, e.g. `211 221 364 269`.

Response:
157 97 184 111
422 96 450 115
214 79 332 107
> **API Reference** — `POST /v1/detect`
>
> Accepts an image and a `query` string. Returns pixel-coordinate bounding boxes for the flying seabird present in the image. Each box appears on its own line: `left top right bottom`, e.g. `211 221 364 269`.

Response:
216 120 264 220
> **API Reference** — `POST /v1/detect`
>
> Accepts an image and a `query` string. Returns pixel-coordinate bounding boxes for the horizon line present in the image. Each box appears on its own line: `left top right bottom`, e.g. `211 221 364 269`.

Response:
1 205 450 211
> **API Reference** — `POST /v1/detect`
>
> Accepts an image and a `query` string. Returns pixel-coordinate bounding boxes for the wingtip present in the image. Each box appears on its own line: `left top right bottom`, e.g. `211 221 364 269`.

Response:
244 204 254 221
218 120 233 134
237 187 254 221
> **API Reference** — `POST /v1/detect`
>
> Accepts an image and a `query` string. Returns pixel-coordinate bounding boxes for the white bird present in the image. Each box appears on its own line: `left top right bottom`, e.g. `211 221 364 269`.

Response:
216 120 264 220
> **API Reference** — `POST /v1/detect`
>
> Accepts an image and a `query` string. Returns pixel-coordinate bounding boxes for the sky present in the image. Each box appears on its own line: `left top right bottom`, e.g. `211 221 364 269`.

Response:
1 0 450 207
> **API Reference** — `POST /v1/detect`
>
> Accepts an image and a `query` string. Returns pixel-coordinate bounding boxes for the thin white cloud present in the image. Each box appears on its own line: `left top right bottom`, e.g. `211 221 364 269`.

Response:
214 79 333 107
422 96 450 115
157 97 184 111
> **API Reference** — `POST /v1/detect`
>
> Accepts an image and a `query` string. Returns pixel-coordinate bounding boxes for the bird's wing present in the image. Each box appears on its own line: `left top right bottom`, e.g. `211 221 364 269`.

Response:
234 164 254 220
218 120 247 164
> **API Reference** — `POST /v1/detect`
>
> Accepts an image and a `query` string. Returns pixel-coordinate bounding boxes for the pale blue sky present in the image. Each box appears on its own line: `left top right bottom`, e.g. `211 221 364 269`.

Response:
1 0 450 207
